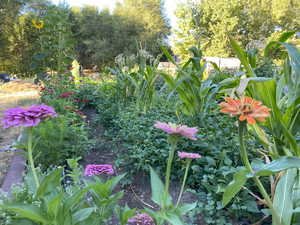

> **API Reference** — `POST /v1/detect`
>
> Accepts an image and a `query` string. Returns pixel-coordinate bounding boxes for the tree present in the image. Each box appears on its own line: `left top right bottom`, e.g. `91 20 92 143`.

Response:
172 0 300 60
115 0 171 56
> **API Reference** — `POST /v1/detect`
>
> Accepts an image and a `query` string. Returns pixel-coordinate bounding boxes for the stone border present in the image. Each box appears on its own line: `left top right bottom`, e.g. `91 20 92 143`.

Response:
1 134 26 193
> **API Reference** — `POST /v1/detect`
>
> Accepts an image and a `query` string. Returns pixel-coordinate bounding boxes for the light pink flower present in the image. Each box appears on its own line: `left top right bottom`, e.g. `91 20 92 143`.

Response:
154 122 198 140
84 164 114 176
178 151 201 159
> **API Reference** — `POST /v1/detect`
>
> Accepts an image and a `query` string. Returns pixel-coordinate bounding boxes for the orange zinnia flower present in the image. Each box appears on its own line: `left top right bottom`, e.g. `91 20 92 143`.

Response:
219 96 271 124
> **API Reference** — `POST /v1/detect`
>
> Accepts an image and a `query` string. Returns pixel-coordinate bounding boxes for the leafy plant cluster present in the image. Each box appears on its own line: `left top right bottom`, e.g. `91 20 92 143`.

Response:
0 159 135 225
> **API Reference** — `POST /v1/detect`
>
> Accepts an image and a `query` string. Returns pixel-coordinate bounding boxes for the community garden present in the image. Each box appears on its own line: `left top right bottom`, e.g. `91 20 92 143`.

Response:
1 0 300 225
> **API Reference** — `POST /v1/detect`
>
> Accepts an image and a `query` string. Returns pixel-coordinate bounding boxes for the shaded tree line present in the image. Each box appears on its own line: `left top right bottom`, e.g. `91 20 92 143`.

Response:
0 0 170 76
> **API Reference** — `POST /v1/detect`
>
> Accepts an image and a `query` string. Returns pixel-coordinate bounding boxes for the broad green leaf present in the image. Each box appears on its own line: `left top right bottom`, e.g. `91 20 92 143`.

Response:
255 157 300 176
73 207 96 224
281 43 300 107
163 212 184 225
161 46 177 65
229 36 255 77
37 168 63 198
47 193 62 219
264 31 296 57
0 204 50 224
222 168 249 207
273 169 297 225
150 167 172 207
177 202 197 215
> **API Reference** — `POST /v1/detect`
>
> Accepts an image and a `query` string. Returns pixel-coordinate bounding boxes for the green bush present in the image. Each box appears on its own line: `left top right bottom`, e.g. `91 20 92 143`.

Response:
20 115 93 170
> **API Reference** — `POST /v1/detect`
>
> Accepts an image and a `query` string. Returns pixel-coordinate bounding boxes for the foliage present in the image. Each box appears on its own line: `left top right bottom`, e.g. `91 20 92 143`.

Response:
72 0 170 68
173 0 300 60
0 159 135 225
114 0 170 56
219 35 300 224
161 46 218 119
18 115 92 171
109 49 161 111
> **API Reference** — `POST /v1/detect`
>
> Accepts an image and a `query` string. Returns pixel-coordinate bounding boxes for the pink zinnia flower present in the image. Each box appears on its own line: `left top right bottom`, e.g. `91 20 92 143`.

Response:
2 104 57 128
84 164 114 176
154 121 198 140
127 213 155 225
178 151 201 159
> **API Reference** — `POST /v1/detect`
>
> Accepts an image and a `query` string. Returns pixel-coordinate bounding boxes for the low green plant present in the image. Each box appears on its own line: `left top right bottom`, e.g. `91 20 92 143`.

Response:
0 159 135 225
19 115 92 170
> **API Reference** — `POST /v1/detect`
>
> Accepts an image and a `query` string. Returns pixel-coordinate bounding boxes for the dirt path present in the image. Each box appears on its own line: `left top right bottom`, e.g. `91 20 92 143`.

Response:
0 80 39 186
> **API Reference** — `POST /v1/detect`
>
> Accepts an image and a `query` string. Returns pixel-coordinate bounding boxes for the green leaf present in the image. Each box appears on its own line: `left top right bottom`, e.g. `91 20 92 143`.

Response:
177 202 197 215
150 167 172 207
161 46 177 65
162 212 184 225
273 169 297 225
222 168 249 207
255 157 300 176
37 168 63 198
47 193 62 219
73 207 96 224
0 204 50 224
264 31 296 57
229 36 255 77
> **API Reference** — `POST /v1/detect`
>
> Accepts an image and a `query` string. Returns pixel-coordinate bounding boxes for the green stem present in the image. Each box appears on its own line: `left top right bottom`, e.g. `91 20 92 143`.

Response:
238 122 282 225
165 136 177 195
176 160 191 207
27 128 40 188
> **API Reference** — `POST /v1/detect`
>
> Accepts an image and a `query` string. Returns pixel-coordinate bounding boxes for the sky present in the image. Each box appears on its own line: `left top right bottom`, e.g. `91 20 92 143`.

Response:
51 0 185 28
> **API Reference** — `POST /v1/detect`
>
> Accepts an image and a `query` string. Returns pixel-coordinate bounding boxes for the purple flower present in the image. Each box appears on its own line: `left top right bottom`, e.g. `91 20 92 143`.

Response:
2 104 57 128
154 121 198 140
178 151 201 159
127 213 155 225
84 164 114 176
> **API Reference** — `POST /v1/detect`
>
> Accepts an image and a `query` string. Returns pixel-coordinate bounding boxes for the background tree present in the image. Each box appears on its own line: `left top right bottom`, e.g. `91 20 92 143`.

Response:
115 0 171 56
173 0 300 60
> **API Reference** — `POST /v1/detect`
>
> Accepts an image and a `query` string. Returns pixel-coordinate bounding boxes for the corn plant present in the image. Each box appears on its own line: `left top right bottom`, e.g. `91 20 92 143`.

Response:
109 49 160 112
222 32 300 225
160 46 218 120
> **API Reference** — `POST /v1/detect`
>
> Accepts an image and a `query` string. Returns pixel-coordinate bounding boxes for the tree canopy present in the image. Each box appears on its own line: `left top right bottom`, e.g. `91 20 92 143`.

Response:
172 0 300 60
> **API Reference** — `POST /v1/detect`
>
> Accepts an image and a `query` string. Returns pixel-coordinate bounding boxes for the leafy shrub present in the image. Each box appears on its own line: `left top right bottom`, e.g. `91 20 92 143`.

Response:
20 115 93 170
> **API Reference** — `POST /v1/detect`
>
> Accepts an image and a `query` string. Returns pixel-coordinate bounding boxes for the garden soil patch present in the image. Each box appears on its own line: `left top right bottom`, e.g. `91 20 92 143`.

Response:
0 80 39 187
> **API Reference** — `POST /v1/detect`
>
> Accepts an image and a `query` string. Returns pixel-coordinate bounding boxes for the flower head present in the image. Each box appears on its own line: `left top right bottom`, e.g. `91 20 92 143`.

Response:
32 19 44 29
219 96 271 124
127 213 155 225
2 104 57 128
59 92 74 98
154 122 198 140
84 164 114 176
178 151 201 159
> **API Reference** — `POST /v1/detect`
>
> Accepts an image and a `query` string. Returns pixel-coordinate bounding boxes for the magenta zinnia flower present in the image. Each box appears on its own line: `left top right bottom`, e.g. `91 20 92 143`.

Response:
127 213 155 225
58 92 74 98
84 164 114 176
178 151 201 159
154 121 198 140
2 104 57 128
